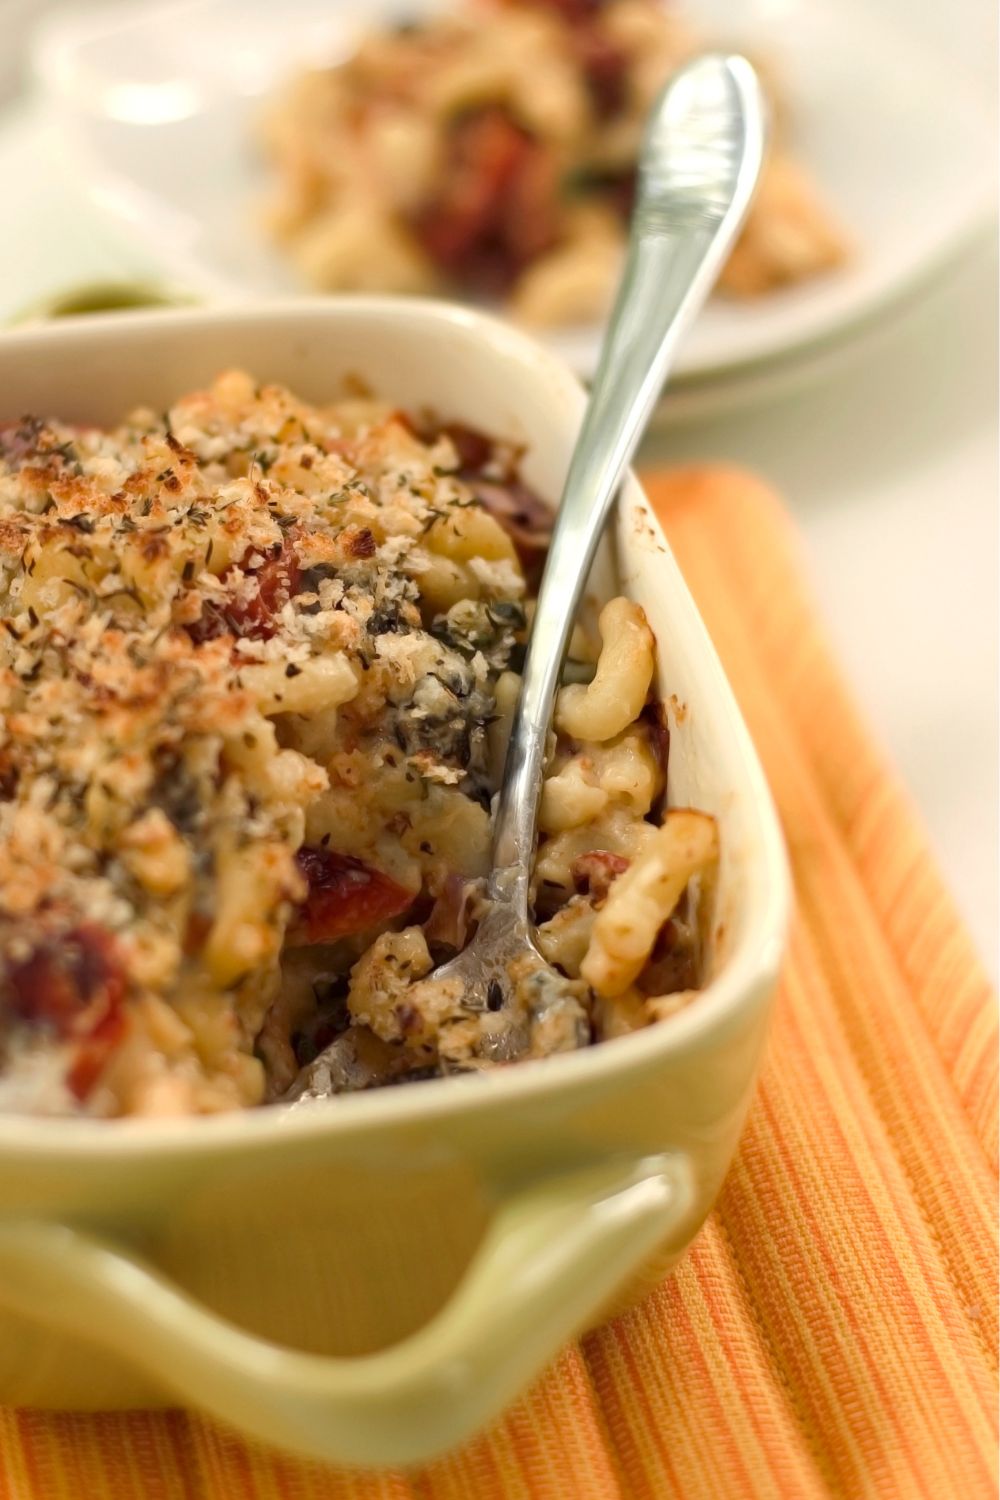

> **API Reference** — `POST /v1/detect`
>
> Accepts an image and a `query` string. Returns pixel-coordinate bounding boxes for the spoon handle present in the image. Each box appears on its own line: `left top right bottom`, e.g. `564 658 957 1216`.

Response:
489 53 767 907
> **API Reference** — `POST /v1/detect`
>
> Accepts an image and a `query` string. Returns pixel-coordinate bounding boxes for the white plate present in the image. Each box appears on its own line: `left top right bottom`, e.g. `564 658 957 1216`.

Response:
31 0 996 380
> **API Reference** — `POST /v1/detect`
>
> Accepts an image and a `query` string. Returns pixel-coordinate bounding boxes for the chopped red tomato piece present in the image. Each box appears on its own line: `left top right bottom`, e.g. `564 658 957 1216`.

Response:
7 923 124 1031
413 107 559 292
233 543 301 637
295 847 414 944
5 923 128 1100
66 1003 128 1101
500 0 605 18
186 542 301 645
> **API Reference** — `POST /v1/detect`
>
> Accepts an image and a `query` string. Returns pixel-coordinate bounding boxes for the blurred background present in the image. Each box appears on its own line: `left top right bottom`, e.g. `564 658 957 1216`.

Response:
0 0 995 973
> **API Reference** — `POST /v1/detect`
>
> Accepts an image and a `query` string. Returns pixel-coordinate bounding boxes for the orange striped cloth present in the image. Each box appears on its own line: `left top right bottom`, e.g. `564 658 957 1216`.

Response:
1 468 995 1500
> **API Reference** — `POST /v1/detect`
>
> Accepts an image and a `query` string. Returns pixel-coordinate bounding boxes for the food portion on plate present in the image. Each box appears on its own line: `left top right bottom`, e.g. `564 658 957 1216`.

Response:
260 0 847 326
0 373 717 1116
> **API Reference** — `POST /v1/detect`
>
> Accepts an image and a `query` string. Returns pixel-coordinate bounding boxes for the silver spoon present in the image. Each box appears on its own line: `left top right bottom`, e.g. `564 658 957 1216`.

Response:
294 53 766 1094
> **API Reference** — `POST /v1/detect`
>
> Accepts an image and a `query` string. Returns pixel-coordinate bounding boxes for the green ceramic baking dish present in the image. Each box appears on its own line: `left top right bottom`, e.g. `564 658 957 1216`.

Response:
0 298 788 1466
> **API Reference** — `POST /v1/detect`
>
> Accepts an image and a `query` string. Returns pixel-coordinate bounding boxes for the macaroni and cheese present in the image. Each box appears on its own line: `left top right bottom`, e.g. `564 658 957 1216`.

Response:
0 373 716 1116
261 0 847 324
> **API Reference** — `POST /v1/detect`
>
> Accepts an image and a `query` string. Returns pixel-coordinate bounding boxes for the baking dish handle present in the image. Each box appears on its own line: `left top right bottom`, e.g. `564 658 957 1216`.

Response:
0 1151 691 1467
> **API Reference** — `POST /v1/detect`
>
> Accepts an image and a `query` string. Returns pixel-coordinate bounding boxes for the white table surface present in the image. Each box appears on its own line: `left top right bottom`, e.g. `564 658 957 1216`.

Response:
0 77 995 979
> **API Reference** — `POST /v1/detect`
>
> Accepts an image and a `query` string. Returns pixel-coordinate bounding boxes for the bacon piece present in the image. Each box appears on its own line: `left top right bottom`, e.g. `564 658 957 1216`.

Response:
419 418 553 582
636 918 699 997
295 847 414 944
639 701 670 785
468 477 552 582
186 542 301 645
433 422 494 474
571 850 630 902
5 924 128 1101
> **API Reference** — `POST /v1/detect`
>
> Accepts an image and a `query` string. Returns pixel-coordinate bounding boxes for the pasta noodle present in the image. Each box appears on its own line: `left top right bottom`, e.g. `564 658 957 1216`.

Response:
556 598 655 742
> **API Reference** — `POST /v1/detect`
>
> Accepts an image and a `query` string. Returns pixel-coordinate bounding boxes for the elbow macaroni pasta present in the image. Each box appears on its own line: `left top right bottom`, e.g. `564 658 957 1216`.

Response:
556 598 655 742
581 811 719 998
